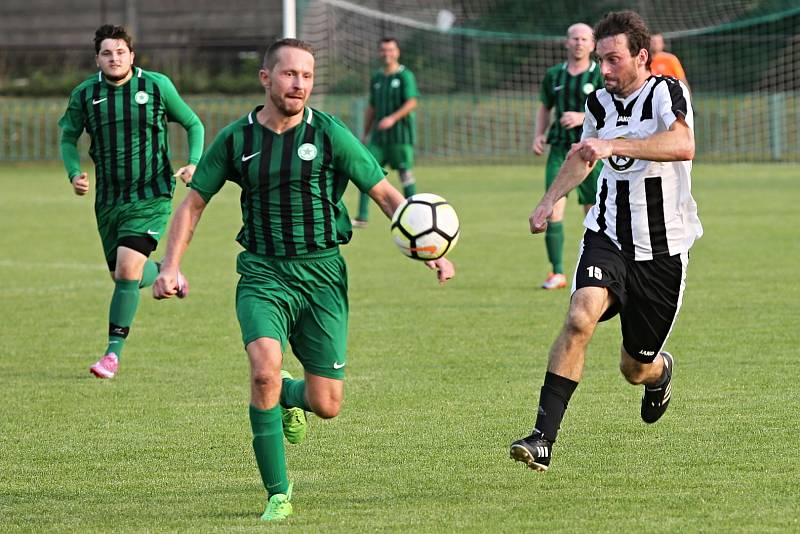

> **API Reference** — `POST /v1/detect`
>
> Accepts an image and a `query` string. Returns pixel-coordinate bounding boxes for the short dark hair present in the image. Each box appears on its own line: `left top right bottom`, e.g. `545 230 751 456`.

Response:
594 11 651 67
263 38 315 70
380 37 399 48
94 25 133 54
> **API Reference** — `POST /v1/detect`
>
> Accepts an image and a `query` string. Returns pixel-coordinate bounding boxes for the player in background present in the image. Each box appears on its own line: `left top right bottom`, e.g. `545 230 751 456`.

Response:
649 33 689 88
533 23 605 290
59 24 204 379
511 11 701 471
153 39 454 522
352 38 419 228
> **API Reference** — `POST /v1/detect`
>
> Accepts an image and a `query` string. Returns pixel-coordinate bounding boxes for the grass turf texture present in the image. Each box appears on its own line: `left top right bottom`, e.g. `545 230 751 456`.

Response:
0 162 797 532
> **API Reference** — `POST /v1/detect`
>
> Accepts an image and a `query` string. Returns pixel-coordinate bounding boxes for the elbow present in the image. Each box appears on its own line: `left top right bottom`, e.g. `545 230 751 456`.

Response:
682 143 695 161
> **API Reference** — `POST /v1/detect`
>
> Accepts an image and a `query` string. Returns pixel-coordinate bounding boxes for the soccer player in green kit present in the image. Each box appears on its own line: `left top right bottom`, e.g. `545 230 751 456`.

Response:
59 25 204 378
533 23 604 289
352 38 419 227
153 39 455 522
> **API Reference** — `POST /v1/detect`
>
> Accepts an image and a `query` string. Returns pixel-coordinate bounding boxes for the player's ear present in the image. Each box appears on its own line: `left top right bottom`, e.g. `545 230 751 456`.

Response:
259 68 270 89
130 50 135 65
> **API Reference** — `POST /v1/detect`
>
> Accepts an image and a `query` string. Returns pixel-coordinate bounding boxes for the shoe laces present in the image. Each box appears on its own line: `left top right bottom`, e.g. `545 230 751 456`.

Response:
284 409 304 426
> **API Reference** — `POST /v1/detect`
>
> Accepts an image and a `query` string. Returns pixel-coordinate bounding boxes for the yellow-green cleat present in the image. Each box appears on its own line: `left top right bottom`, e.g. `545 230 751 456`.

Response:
280 370 308 444
260 482 293 521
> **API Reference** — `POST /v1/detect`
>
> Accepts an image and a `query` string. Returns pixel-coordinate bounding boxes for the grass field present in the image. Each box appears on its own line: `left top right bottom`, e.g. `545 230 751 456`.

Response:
1 162 798 532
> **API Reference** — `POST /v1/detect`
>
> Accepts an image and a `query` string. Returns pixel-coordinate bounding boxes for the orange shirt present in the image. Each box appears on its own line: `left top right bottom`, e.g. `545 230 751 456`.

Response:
650 52 686 81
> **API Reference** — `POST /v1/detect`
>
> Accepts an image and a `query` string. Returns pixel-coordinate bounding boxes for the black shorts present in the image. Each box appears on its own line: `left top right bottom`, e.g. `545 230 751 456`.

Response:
573 230 688 363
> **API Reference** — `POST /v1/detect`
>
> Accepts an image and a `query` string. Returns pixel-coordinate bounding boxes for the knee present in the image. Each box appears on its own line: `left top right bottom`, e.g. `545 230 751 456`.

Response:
307 393 342 419
251 368 281 393
563 307 595 341
399 169 415 186
619 353 648 385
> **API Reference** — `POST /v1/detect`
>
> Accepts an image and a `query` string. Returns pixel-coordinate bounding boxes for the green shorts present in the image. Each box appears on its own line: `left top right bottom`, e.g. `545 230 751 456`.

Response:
95 196 172 265
367 143 414 171
235 246 349 380
545 145 602 206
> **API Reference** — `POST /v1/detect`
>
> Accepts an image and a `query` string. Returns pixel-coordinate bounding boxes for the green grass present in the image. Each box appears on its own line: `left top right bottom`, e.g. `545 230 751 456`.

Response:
1 162 798 532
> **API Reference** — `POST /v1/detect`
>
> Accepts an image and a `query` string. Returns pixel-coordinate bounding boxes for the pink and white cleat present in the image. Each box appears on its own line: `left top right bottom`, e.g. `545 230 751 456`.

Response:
176 271 190 299
541 272 567 290
90 352 119 379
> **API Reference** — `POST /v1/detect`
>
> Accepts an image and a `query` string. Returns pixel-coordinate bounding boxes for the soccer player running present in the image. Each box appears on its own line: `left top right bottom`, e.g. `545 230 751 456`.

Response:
352 38 419 227
152 39 454 521
533 23 604 290
510 11 702 471
59 25 204 379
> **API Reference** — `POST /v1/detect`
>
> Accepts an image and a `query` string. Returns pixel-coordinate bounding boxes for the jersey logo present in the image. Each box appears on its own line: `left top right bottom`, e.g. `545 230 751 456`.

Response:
391 78 401 89
374 82 381 89
608 137 636 172
333 361 346 369
92 97 107 105
554 84 564 92
241 151 260 162
609 154 635 172
297 143 318 161
583 83 595 95
134 91 149 105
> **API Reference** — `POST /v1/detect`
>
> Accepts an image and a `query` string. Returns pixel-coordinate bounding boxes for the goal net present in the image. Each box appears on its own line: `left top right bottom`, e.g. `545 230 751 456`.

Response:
298 0 800 163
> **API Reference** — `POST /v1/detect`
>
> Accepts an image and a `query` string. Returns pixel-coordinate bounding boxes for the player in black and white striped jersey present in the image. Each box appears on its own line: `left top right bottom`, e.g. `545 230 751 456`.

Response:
511 10 702 472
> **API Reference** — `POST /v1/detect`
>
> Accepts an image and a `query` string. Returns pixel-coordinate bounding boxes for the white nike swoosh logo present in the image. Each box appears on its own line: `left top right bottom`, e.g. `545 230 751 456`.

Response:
93 98 107 104
333 362 345 369
242 152 260 162
554 85 563 91
146 229 159 235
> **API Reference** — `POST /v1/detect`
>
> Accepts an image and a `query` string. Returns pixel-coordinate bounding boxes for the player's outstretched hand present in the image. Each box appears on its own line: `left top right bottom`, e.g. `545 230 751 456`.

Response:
174 164 197 185
529 199 553 234
153 268 179 299
425 257 455 285
71 172 89 196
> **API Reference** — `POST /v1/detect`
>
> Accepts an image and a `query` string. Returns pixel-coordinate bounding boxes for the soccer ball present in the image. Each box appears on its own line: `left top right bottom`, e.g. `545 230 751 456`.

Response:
390 193 460 261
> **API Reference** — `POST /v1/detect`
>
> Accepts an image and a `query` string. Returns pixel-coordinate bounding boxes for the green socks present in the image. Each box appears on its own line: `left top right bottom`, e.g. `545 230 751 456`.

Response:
280 377 311 412
402 182 417 198
544 221 565 274
104 261 158 357
139 259 160 289
105 279 140 358
357 192 370 221
249 405 290 497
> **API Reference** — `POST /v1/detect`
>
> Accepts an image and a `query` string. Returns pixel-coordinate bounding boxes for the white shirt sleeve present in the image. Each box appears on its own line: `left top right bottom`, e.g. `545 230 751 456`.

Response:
581 100 598 141
657 80 693 131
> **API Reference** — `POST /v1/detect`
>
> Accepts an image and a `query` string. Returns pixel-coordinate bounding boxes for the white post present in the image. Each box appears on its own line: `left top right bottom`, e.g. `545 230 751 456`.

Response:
283 0 297 38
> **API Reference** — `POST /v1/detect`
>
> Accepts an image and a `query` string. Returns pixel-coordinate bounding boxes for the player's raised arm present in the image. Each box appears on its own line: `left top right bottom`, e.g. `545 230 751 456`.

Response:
578 117 694 163
158 73 204 183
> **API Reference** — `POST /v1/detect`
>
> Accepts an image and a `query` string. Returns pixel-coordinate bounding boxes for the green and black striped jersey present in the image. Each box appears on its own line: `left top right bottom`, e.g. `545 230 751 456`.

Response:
369 65 418 146
191 106 386 257
540 61 603 147
59 67 204 206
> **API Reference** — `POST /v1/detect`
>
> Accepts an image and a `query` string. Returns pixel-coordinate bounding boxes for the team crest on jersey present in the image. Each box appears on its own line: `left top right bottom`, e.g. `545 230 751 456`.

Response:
391 78 401 89
608 137 635 172
297 143 318 161
134 91 149 105
583 83 595 95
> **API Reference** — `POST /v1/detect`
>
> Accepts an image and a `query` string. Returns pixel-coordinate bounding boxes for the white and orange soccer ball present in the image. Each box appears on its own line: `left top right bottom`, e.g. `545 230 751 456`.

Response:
390 193 460 261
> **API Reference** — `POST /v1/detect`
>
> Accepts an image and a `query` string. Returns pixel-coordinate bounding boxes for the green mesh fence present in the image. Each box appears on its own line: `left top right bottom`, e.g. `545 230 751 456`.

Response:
1 1 798 163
